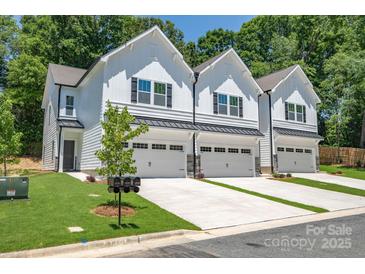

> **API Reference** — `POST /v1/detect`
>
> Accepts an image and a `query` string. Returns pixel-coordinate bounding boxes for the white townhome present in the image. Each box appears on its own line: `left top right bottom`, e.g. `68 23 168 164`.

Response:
41 26 322 177
256 65 323 174
41 26 263 177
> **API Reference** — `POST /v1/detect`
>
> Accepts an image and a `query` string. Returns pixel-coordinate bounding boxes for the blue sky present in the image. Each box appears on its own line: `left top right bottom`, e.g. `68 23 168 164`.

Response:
155 16 254 42
14 15 255 43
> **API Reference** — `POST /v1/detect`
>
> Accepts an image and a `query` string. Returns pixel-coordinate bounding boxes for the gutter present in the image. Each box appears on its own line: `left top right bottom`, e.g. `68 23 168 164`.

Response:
192 72 199 178
266 90 274 174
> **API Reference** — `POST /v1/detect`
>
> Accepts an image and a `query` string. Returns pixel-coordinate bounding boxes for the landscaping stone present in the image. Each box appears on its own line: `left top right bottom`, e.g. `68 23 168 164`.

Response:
68 227 84 233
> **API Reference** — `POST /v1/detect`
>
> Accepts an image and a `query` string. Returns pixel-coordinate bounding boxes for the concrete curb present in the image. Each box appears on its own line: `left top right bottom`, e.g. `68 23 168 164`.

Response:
0 229 201 258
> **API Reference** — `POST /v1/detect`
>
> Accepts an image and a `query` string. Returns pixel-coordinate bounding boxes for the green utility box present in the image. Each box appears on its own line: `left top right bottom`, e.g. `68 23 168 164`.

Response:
0 176 29 200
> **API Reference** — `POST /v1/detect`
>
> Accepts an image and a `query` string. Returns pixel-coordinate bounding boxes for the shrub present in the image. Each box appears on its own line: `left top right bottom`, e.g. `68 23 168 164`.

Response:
335 170 343 175
279 173 286 178
272 173 280 178
286 173 292 178
86 175 96 182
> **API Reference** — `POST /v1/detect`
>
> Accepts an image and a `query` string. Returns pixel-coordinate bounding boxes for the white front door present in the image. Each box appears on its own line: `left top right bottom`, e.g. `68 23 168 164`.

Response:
132 142 186 178
277 146 315 173
200 145 254 177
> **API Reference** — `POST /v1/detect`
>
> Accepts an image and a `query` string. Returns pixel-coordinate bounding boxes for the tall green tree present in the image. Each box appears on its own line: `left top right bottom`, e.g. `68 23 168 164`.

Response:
95 102 148 177
0 16 18 88
0 95 23 175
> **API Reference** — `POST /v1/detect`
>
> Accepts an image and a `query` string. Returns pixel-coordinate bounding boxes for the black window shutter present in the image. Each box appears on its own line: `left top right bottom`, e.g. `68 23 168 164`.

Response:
167 83 172 108
285 102 288 120
239 97 243 118
131 77 138 103
213 92 218 114
303 105 306 123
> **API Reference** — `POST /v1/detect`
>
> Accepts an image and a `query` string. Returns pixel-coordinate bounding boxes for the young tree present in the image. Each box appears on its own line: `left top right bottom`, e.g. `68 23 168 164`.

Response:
95 101 148 177
0 95 23 176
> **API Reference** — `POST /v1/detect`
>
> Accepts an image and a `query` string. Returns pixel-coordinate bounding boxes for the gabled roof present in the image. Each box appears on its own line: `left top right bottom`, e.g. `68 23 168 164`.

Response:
255 65 297 92
45 26 194 89
193 49 231 73
256 64 321 103
49 64 87 87
193 48 263 94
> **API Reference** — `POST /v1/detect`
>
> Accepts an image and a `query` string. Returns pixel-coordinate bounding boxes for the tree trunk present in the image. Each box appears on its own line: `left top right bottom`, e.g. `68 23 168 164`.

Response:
3 157 7 176
360 111 365 148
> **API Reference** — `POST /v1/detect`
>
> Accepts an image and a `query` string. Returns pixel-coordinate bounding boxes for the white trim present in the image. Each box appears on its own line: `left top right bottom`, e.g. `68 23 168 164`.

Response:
198 48 263 95
100 26 194 76
272 65 321 103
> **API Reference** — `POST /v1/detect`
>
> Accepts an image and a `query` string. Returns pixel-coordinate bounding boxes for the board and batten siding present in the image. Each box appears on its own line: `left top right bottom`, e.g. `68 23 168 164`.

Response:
195 57 259 129
102 33 194 122
271 70 318 132
42 71 59 170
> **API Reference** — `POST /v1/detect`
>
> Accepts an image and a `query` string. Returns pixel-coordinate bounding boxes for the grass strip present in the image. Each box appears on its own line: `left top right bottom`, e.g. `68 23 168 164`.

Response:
200 178 328 213
273 177 365 197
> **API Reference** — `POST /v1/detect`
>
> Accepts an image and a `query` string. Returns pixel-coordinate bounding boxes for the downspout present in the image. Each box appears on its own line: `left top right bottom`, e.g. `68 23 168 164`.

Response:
266 90 274 174
192 72 199 178
57 85 62 171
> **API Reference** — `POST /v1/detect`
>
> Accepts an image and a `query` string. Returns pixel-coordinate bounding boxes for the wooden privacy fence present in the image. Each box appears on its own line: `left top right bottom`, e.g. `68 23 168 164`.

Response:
319 146 365 166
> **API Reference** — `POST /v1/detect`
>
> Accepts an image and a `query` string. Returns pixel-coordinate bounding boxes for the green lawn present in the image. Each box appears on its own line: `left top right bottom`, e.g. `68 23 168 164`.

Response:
273 177 365 197
320 165 365 180
0 173 198 253
200 179 328 213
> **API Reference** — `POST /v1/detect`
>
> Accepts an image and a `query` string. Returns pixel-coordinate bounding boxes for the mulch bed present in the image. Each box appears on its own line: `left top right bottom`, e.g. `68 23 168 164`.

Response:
93 205 136 217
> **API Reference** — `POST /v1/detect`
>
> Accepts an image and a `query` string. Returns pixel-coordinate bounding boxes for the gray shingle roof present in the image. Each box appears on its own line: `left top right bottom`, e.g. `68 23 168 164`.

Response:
49 64 87 87
134 116 263 137
255 65 298 92
193 49 231 73
274 127 323 139
58 119 84 129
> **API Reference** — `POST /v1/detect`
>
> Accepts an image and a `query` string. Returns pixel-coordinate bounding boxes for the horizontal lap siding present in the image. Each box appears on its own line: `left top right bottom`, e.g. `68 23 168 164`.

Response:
42 77 58 171
259 94 272 167
80 123 102 170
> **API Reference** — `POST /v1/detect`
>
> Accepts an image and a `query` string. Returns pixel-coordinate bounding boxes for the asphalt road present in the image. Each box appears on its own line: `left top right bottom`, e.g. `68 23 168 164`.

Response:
111 213 365 258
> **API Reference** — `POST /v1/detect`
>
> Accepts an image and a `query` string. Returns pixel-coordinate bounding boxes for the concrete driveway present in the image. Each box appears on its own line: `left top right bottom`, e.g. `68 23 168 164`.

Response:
139 178 311 230
210 177 365 212
293 173 365 190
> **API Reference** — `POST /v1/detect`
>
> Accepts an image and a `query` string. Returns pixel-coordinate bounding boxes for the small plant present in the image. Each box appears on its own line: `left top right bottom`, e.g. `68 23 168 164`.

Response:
86 175 96 182
286 173 292 178
196 172 205 179
335 170 343 175
272 173 286 178
279 173 286 178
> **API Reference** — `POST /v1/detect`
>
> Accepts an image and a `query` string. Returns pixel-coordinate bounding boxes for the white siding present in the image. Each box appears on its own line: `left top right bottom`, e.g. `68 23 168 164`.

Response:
195 55 259 129
42 71 59 170
258 93 272 168
102 33 194 122
271 70 318 132
78 64 104 170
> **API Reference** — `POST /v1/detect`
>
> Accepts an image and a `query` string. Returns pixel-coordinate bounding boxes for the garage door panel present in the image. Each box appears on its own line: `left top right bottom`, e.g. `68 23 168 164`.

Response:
277 147 315 173
133 144 186 178
200 146 254 177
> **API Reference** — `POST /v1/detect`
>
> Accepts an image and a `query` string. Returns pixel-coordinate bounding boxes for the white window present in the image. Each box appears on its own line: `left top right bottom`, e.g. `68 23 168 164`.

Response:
154 82 166 107
218 94 228 115
277 147 285 152
241 149 251 154
138 79 151 104
152 144 166 150
286 148 294 152
200 146 211 152
296 148 304 153
170 145 183 151
66 96 74 116
214 147 226 153
122 142 128 148
133 143 148 149
305 149 312 154
228 148 239 153
229 96 239 117
296 105 303 122
288 103 295 121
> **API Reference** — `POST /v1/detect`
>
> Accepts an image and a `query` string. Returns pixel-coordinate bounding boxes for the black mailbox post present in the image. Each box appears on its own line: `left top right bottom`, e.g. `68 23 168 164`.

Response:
107 176 141 227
